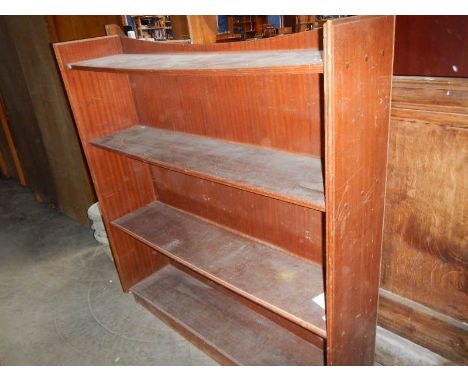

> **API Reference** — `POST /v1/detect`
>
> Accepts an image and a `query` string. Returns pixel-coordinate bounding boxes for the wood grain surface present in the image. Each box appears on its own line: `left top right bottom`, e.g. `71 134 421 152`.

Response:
324 16 395 365
151 167 323 263
54 36 165 291
378 289 468 364
113 201 327 337
132 265 324 365
123 30 323 155
92 125 324 210
382 78 467 322
70 49 323 76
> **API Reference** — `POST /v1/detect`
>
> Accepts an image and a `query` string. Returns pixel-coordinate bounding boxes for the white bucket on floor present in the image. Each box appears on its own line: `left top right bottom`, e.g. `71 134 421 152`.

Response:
88 202 113 261
87 202 109 245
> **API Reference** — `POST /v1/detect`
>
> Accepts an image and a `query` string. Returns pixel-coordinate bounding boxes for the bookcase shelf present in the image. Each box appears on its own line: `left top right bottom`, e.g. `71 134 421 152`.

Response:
92 125 325 211
131 265 324 365
54 16 395 365
113 201 326 336
68 49 323 75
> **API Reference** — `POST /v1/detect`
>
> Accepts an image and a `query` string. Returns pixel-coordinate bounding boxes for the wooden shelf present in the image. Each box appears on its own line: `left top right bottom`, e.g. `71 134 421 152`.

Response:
92 126 325 211
68 49 323 75
131 265 324 365
113 201 326 337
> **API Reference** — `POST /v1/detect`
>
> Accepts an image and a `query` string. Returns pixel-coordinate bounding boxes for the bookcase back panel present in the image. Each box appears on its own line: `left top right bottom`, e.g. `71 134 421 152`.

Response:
131 72 322 156
151 166 324 263
121 29 321 53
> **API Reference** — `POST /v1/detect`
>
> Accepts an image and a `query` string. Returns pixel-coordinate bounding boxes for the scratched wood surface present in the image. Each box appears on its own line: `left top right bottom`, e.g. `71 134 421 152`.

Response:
92 125 324 210
70 49 323 76
113 201 327 337
122 31 323 155
151 167 323 263
324 16 395 365
53 37 165 291
132 265 324 365
55 21 396 365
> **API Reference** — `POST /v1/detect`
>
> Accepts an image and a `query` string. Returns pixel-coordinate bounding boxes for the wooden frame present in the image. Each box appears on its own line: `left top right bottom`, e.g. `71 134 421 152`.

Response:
54 15 395 365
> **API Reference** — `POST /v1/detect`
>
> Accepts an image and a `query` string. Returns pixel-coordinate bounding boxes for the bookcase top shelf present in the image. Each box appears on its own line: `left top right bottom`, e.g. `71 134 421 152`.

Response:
68 49 323 75
114 201 327 337
91 125 325 211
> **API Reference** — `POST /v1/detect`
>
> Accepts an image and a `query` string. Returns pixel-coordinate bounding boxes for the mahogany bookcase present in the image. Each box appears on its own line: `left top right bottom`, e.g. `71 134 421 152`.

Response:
54 15 395 365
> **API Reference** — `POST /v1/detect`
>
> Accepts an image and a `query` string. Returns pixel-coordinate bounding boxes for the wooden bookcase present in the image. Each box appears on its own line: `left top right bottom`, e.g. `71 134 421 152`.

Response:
54 15 395 365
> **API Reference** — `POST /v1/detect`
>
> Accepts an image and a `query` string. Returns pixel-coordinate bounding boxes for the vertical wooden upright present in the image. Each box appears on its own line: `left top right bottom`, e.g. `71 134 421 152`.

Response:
324 16 395 365
54 37 166 291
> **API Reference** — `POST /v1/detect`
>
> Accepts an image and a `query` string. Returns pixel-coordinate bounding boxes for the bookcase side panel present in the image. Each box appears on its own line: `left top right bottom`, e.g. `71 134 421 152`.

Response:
324 16 396 365
54 37 165 290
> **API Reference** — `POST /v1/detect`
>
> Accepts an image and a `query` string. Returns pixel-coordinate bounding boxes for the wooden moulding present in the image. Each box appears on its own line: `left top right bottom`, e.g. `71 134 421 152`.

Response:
113 201 327 338
131 265 324 365
91 125 325 211
324 16 396 365
378 289 468 365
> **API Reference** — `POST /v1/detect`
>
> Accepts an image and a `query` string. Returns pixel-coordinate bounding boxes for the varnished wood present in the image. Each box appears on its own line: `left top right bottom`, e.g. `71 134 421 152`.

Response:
123 31 322 156
69 50 323 76
393 16 468 78
186 16 217 44
55 20 395 365
379 76 468 364
324 16 396 365
382 78 467 322
53 36 164 291
113 201 326 337
378 289 468 365
392 76 468 115
152 167 323 263
169 260 325 350
92 125 324 210
132 265 324 365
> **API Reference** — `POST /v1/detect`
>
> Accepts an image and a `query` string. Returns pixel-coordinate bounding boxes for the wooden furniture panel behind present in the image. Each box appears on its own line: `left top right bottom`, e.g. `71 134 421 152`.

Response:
151 167 324 263
54 37 165 290
394 16 468 78
324 16 395 365
379 77 468 364
382 116 467 321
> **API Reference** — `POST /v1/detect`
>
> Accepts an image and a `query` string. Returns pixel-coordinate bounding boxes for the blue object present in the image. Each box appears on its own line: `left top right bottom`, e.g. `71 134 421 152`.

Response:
217 15 229 33
268 16 281 28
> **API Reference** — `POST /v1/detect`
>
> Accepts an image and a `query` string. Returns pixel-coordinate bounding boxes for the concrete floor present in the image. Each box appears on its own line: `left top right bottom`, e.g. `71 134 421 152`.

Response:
0 179 217 365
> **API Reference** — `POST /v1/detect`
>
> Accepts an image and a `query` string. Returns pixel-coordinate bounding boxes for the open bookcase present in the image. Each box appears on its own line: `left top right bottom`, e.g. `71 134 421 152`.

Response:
54 16 395 365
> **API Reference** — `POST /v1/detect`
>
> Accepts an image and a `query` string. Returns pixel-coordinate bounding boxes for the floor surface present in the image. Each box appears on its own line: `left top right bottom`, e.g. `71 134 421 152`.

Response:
0 179 217 365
